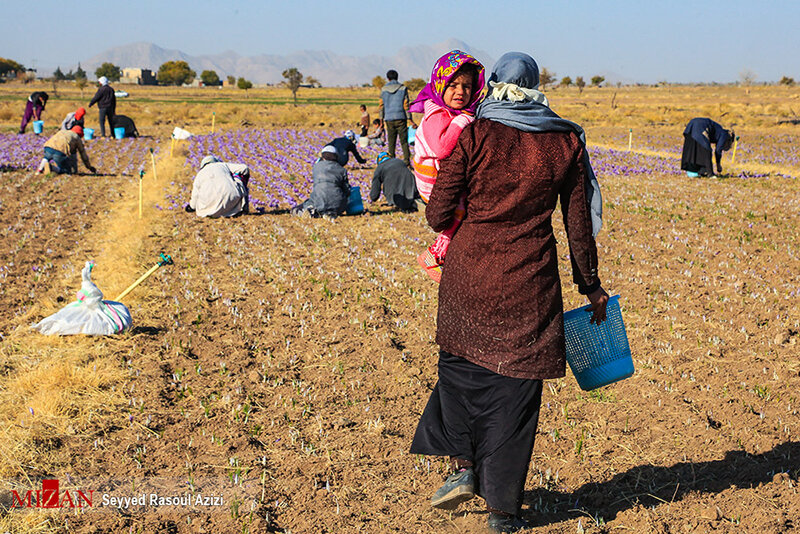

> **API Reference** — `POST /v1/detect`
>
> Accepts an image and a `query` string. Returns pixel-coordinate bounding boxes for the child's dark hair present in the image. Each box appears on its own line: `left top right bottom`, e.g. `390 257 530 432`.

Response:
386 69 398 81
453 63 481 91
372 118 381 125
360 104 366 110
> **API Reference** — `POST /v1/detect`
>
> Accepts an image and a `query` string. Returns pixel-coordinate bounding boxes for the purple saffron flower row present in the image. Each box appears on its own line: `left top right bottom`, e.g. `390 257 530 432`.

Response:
589 146 777 180
181 129 390 209
0 133 161 175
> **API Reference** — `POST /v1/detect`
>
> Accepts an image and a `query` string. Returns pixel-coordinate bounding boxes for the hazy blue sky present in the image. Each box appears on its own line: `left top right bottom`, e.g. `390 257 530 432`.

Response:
3 0 798 83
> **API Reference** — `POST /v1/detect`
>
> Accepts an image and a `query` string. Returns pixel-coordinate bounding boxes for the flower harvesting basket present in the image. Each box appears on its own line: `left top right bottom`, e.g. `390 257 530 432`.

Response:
564 295 633 391
346 186 364 215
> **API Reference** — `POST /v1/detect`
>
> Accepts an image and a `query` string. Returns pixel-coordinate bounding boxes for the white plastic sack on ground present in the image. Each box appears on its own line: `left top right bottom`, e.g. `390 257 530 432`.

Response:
172 127 193 140
31 262 132 336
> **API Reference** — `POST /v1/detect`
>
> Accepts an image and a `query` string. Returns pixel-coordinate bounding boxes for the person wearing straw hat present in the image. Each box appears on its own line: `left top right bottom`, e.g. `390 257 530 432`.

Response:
39 125 96 175
409 52 608 533
185 156 250 218
89 76 117 137
325 130 367 167
369 152 418 212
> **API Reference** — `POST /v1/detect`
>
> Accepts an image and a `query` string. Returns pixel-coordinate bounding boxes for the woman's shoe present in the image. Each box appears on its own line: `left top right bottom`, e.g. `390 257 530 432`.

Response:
430 468 475 509
488 513 531 532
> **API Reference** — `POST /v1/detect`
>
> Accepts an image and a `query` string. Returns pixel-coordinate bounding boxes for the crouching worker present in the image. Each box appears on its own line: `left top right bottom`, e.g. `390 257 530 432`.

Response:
367 119 386 146
293 145 351 218
185 156 250 218
370 152 418 212
61 107 86 131
38 125 96 175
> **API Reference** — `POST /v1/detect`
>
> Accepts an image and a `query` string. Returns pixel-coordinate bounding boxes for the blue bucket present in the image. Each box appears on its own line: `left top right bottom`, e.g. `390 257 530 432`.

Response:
686 171 699 178
84 128 94 140
564 295 634 390
114 127 125 139
346 186 364 215
33 120 44 134
408 126 416 144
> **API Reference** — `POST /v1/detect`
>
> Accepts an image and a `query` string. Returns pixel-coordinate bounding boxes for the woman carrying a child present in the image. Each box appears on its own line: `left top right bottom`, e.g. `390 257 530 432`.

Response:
410 52 608 532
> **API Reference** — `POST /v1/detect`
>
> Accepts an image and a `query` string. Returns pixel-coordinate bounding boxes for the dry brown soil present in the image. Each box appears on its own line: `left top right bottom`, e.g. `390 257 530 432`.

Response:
0 128 799 534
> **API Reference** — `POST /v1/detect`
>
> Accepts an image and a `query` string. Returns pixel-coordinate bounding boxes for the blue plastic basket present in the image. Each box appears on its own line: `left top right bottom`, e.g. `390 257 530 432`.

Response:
33 120 44 134
346 186 364 215
686 171 699 178
114 127 126 139
563 295 633 390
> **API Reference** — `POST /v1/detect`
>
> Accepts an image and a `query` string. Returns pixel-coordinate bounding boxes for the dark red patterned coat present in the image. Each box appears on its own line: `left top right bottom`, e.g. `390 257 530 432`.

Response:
427 118 600 379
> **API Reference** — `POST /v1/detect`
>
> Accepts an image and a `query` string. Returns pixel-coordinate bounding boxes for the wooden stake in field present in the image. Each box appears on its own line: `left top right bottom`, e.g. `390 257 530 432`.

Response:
628 128 633 151
114 253 174 302
138 170 144 219
731 135 740 164
211 111 216 134
149 148 158 181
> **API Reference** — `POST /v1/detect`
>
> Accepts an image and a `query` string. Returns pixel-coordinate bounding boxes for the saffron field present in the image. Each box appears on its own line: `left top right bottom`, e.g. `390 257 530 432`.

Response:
0 84 798 533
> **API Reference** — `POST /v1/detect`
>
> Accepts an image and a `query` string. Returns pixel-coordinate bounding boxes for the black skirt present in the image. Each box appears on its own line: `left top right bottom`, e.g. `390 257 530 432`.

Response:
410 351 543 515
681 134 714 176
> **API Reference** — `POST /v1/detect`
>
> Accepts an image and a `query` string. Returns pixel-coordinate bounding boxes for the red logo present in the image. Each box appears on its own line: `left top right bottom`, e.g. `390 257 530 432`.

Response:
11 479 93 508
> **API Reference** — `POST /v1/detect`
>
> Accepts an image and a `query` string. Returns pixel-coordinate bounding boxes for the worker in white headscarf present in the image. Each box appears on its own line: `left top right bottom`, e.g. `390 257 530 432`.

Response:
186 156 250 218
88 76 117 137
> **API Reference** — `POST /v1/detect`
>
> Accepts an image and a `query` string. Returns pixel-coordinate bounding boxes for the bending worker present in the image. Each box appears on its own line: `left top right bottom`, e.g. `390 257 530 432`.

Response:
325 130 366 167
370 152 418 212
681 117 735 177
186 156 250 218
60 107 86 131
19 91 49 134
293 145 352 218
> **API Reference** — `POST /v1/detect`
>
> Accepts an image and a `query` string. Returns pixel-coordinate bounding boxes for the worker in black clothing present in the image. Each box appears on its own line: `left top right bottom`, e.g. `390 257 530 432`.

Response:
89 76 117 137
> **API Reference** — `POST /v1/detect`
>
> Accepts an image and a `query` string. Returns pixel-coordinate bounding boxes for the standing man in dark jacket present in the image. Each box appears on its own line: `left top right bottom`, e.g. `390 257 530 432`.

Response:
89 76 116 137
379 70 417 166
19 91 49 134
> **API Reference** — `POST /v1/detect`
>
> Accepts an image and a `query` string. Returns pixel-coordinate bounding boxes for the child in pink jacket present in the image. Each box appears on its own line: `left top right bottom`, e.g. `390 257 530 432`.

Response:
411 50 485 283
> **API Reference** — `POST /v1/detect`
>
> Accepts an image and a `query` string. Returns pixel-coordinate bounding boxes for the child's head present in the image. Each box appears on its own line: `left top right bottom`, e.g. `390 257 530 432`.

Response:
430 50 485 114
372 119 381 126
443 63 481 111
360 104 367 111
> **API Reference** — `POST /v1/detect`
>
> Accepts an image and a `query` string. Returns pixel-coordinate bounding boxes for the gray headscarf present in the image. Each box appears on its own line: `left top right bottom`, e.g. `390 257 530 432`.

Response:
476 52 602 237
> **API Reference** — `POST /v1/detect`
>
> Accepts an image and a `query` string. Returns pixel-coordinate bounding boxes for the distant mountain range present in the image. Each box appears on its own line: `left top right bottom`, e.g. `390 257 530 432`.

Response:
77 39 496 86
